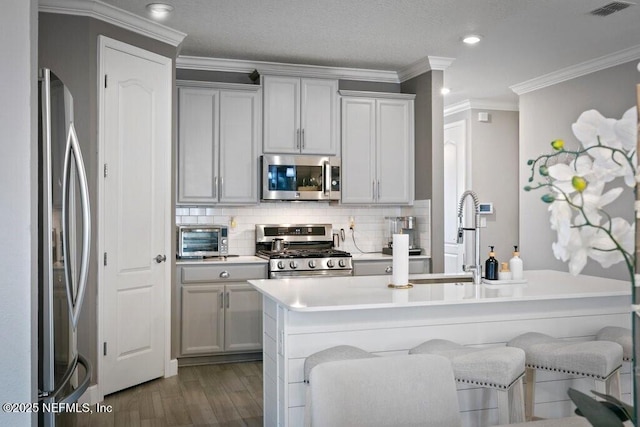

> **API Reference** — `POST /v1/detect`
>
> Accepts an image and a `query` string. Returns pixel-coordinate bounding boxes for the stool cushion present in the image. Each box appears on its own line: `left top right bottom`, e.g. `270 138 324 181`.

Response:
596 326 632 361
507 332 622 378
409 339 525 389
304 345 377 383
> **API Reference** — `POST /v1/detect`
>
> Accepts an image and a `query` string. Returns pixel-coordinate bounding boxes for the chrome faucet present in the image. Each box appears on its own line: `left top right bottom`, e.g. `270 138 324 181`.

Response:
457 190 482 284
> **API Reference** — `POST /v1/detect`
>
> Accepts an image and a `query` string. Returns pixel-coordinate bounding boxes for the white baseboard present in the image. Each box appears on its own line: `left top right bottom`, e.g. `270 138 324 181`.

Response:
78 384 101 405
165 358 178 378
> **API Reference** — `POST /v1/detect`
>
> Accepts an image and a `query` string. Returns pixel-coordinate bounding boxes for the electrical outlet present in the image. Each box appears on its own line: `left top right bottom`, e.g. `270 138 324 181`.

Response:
349 216 355 230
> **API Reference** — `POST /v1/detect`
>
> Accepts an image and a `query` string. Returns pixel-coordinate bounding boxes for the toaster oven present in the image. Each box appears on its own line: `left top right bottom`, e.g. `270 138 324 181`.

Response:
176 225 229 258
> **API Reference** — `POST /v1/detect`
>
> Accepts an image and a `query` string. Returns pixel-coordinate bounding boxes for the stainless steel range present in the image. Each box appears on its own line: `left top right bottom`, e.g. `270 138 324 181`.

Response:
256 224 353 278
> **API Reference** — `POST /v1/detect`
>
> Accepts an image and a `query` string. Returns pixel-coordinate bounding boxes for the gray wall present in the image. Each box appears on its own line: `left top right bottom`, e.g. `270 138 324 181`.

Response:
39 12 178 385
402 71 445 272
519 60 639 280
0 1 37 425
445 109 520 263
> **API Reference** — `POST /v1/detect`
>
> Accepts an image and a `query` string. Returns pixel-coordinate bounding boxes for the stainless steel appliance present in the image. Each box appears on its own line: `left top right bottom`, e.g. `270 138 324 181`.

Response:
382 216 422 255
256 224 352 278
261 155 340 201
177 225 229 258
38 68 92 426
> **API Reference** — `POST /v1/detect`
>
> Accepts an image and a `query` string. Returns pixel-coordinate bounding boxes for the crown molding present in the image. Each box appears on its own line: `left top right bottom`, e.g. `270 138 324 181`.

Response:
176 56 400 83
339 90 416 100
444 99 519 117
39 0 187 47
510 44 640 95
398 56 455 82
176 79 261 92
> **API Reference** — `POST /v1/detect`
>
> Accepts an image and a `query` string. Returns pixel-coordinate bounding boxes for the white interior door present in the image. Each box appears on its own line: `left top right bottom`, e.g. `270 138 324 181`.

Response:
98 37 172 396
444 120 467 273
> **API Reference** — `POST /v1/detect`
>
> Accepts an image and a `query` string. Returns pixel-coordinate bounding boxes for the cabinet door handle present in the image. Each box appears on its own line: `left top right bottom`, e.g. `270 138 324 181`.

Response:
219 292 224 309
385 266 392 274
296 129 300 149
301 129 305 150
219 271 230 279
226 291 230 309
377 180 381 200
372 181 376 201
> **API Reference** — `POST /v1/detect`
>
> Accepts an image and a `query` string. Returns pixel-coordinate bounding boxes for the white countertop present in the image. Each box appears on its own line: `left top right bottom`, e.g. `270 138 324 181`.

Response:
248 270 630 312
176 255 267 265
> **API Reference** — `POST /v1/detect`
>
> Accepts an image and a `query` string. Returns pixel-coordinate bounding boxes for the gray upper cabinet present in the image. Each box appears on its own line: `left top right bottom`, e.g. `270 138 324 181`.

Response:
177 81 261 205
340 91 415 205
263 75 338 155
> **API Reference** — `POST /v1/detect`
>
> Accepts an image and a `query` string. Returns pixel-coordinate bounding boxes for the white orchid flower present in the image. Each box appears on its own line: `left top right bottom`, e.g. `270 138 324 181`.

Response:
552 217 633 275
571 181 623 224
614 106 638 152
547 155 595 195
588 217 634 269
571 108 637 186
571 110 619 150
532 106 636 278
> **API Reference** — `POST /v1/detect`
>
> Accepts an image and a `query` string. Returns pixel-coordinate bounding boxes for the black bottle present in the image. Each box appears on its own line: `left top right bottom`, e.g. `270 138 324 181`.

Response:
485 246 499 280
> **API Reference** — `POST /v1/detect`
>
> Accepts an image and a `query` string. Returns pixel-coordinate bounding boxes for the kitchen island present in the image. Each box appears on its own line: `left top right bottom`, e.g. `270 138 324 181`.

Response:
248 270 631 427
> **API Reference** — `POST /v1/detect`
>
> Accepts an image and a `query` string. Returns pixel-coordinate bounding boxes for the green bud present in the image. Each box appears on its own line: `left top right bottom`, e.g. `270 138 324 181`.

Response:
539 165 549 176
541 193 556 203
527 159 534 166
571 176 587 192
523 185 532 192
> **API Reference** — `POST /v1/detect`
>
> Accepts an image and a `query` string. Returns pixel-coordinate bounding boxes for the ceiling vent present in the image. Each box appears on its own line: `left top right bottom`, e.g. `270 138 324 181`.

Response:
589 1 635 16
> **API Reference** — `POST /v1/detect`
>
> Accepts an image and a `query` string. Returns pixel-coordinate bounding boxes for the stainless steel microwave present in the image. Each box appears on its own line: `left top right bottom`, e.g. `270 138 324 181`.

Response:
176 225 229 258
261 155 340 201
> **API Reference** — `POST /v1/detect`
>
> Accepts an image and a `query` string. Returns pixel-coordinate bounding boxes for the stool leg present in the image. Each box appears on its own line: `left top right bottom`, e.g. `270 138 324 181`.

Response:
509 377 526 423
524 367 536 421
598 368 621 400
496 389 509 425
304 385 311 427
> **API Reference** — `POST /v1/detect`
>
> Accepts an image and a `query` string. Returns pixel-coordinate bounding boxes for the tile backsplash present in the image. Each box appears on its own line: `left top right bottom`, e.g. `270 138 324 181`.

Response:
176 200 431 256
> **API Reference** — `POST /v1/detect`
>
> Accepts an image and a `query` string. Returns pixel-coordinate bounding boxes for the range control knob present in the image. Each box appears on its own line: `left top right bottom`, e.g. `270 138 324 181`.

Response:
327 259 335 268
338 259 347 268
277 261 285 270
290 261 298 269
308 260 316 268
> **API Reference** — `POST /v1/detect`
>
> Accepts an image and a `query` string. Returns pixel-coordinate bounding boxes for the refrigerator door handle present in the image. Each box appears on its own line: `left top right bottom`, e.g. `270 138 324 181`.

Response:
39 353 92 404
59 353 92 404
62 122 91 330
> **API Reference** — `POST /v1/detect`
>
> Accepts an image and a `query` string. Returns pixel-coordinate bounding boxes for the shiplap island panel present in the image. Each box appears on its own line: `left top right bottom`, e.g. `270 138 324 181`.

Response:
248 270 632 427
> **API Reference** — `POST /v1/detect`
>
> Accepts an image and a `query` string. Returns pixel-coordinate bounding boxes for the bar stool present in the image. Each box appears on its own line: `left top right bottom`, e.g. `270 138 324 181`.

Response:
596 326 632 361
409 339 526 424
304 345 377 426
507 332 623 420
308 354 462 427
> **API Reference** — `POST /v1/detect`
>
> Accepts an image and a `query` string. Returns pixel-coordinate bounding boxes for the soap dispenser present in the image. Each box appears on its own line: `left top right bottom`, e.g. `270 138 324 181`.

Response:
509 245 524 280
485 246 499 280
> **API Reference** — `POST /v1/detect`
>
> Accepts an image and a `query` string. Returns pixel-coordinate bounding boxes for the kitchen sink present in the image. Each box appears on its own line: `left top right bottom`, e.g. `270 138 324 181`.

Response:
410 275 473 285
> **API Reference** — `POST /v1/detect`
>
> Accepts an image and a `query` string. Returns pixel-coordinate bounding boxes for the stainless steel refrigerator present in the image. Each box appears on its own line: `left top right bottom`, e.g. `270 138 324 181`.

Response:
38 68 92 426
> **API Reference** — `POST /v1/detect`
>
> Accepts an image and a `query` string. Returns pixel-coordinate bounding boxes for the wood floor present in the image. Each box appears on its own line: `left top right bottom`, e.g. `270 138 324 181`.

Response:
61 361 264 427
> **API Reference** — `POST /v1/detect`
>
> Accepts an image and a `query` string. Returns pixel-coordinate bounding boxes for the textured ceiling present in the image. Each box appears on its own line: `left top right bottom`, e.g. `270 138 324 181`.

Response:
101 0 640 106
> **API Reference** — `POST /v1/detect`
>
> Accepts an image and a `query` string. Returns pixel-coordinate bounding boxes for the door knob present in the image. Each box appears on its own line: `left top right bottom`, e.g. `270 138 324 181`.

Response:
155 254 167 263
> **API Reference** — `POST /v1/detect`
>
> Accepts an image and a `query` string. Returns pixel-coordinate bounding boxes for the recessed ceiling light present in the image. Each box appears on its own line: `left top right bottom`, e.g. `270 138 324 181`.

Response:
146 3 174 19
462 35 482 45
440 87 451 95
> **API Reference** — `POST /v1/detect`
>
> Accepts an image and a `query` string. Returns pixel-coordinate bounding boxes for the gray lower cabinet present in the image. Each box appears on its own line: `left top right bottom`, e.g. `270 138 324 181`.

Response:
178 263 266 357
352 258 430 276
